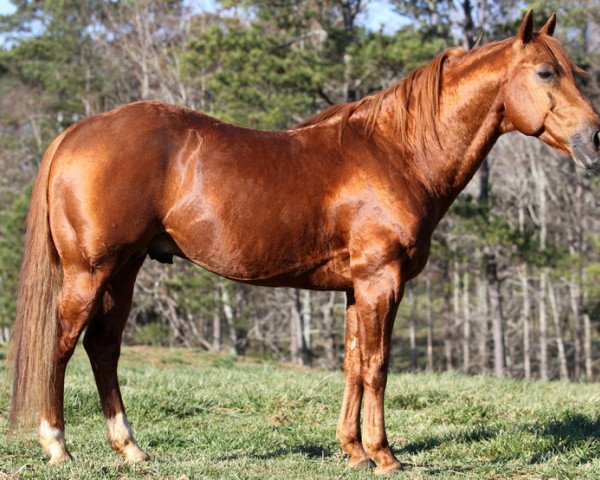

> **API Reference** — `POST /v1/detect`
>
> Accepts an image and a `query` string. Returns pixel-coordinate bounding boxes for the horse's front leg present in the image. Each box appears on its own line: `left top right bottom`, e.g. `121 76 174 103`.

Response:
337 292 372 468
353 259 404 475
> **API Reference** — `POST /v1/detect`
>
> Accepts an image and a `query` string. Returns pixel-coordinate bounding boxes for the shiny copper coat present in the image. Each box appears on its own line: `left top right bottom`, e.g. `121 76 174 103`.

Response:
9 11 600 472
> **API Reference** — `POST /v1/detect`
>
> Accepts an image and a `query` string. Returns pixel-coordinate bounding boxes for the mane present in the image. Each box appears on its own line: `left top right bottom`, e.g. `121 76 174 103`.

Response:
297 46 465 193
298 47 463 143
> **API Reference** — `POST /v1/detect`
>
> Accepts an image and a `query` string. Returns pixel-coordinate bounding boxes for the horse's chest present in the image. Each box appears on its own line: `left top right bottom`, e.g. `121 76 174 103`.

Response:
403 239 432 280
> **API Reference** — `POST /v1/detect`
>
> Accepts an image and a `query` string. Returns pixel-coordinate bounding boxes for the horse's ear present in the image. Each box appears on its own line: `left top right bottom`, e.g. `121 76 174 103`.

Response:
518 9 534 44
539 12 556 36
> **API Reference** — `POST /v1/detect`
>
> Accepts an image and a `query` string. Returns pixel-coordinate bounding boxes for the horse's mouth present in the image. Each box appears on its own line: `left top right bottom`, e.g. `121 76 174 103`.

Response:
571 128 600 172
572 146 599 172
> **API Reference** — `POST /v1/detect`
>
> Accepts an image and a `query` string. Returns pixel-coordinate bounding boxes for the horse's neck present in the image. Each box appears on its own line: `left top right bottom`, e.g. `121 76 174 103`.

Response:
372 48 509 216
433 55 508 203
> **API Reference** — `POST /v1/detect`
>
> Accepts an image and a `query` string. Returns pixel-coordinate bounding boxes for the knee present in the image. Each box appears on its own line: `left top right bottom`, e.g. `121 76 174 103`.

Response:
83 329 119 361
337 424 358 447
343 356 362 379
362 358 389 390
363 437 388 455
82 327 100 352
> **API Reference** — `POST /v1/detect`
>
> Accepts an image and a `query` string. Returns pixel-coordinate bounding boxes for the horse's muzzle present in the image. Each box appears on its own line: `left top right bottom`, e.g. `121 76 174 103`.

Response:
572 126 600 171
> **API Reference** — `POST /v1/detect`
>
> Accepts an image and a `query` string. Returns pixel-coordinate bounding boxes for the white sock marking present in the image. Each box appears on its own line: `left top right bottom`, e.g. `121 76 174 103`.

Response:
105 412 148 461
39 419 70 462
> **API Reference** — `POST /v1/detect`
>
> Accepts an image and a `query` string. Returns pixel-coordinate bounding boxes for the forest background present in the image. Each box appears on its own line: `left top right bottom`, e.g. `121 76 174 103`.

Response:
0 0 599 383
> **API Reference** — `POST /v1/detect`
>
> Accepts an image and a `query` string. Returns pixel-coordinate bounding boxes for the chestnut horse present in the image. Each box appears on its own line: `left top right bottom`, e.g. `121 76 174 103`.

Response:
9 10 600 474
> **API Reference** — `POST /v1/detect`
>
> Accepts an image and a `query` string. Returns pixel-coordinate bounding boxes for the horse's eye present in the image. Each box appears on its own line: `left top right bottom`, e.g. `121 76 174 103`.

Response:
537 69 555 80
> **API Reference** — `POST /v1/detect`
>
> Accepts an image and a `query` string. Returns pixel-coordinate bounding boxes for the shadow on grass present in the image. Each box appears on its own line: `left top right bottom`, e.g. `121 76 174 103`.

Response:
399 426 499 454
398 412 600 466
219 414 600 469
529 413 600 464
543 413 600 440
222 444 336 461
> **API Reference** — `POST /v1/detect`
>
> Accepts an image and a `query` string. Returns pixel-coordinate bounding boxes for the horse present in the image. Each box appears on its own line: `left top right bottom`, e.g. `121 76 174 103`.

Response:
8 10 599 475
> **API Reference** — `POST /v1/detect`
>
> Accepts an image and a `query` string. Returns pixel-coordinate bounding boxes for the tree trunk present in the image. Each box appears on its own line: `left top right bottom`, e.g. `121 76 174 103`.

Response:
444 294 453 372
219 279 237 356
548 279 569 381
452 263 461 369
301 290 312 351
321 292 337 369
460 0 476 50
505 318 515 376
486 254 505 378
532 153 548 380
462 270 471 373
290 300 301 365
584 313 593 382
569 278 583 381
539 270 548 381
477 274 489 373
521 264 531 379
489 283 505 377
426 277 434 373
568 177 585 381
140 50 149 99
292 289 309 365
408 285 417 372
342 52 355 103
212 286 221 353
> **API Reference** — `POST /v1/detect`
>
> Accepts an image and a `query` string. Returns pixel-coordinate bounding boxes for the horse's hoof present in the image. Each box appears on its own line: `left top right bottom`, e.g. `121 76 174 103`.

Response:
47 451 72 464
348 456 374 469
373 461 403 476
123 444 150 463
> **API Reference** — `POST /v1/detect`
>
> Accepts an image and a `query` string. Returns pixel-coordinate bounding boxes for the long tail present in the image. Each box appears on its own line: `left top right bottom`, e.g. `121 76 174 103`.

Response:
8 130 69 427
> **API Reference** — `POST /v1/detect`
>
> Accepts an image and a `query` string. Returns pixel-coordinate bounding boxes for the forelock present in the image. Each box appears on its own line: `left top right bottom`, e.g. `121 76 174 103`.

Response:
528 34 585 79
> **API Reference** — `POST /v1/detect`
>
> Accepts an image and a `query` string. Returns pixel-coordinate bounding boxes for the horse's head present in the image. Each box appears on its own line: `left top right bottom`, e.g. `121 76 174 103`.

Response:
502 10 600 170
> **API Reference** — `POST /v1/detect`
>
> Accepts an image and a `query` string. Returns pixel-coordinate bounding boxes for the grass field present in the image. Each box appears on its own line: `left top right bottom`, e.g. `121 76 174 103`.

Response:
1 346 600 479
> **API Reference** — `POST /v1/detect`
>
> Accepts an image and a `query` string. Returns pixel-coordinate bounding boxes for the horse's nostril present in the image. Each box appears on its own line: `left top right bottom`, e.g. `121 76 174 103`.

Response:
593 130 600 152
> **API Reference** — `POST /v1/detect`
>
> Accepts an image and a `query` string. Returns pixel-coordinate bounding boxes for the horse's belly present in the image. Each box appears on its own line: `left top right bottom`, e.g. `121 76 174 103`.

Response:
162 211 350 290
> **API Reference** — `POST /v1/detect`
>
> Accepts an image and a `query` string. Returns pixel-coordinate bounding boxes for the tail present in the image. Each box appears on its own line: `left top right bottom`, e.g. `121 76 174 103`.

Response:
8 130 69 427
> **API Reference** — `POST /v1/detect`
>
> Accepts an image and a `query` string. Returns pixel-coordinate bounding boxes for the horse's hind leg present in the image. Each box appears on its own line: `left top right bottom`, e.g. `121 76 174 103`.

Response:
39 267 112 464
82 256 148 462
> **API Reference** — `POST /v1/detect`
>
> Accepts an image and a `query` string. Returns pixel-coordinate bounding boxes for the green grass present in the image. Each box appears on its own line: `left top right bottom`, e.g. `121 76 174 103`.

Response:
2 346 600 479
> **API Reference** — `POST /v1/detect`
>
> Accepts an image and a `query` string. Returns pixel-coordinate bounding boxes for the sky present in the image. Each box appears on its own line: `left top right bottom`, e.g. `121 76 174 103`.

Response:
0 0 406 33
362 0 407 33
0 1 24 46
0 0 13 15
